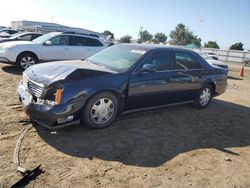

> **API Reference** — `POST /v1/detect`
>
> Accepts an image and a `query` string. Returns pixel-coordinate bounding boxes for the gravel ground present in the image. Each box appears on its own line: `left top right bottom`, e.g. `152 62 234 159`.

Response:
0 63 250 188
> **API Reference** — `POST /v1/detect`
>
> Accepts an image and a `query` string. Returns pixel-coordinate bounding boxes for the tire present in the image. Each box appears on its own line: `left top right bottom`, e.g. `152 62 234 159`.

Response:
17 52 38 70
193 85 213 109
82 92 118 129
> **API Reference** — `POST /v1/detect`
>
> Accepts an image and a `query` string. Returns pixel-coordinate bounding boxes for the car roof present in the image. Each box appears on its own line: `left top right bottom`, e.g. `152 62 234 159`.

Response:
13 32 43 36
21 32 43 34
44 32 101 39
118 43 195 53
0 28 17 31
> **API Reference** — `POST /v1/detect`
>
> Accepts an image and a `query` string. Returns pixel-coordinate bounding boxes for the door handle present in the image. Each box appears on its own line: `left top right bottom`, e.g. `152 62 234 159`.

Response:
64 48 69 51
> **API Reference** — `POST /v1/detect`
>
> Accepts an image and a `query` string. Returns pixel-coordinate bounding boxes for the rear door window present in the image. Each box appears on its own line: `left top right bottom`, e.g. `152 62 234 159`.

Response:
69 36 103 46
84 37 103 46
175 51 202 70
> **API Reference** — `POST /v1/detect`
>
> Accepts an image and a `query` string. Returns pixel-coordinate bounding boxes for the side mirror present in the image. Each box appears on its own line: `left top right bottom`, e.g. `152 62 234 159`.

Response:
44 40 52 45
141 64 156 72
17 37 21 40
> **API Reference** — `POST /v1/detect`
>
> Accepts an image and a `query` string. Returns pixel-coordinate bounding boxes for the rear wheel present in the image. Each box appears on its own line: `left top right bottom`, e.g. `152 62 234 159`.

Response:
193 85 213 109
17 52 38 70
82 92 118 128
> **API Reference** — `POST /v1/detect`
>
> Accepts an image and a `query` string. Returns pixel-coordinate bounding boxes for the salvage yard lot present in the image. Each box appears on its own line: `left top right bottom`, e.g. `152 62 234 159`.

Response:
0 63 250 187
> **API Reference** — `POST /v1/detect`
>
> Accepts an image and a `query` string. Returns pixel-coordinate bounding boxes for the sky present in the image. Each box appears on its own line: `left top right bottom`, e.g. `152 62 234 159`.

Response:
0 0 249 49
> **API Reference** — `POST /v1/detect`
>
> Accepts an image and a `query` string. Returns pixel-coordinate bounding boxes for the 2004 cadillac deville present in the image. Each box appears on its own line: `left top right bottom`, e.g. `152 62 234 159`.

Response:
17 44 228 129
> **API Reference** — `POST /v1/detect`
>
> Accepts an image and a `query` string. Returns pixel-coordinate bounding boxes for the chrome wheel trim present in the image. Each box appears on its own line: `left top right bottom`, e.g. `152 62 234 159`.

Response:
90 98 114 125
20 56 35 69
199 88 211 106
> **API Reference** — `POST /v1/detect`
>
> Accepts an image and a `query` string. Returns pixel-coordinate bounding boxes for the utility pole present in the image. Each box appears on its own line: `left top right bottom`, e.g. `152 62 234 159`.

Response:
138 26 144 42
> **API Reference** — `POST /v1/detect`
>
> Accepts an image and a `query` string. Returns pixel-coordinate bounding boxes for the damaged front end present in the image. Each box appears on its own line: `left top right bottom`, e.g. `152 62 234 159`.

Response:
17 73 82 129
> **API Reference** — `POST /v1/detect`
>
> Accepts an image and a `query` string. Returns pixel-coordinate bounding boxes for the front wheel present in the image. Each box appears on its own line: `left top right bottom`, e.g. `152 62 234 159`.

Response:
193 85 213 109
82 92 118 128
17 53 38 70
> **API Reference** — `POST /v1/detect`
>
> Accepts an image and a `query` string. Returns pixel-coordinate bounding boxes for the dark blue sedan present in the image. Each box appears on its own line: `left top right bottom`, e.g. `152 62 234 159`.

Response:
17 44 228 129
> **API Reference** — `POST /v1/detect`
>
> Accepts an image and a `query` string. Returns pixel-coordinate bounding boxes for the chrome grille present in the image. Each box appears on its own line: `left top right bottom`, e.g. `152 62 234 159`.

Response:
27 81 44 98
23 75 44 98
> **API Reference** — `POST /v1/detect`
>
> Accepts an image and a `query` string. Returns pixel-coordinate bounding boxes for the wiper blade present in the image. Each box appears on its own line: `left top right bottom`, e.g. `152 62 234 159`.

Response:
87 59 106 68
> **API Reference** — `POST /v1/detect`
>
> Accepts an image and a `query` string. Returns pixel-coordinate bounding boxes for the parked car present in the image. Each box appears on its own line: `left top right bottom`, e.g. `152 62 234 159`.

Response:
17 44 228 129
0 32 43 44
197 51 228 71
0 28 19 38
0 32 108 70
207 52 219 60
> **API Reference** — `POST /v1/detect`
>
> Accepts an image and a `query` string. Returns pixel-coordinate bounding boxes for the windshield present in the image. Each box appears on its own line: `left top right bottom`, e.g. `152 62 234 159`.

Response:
32 33 57 43
87 45 147 72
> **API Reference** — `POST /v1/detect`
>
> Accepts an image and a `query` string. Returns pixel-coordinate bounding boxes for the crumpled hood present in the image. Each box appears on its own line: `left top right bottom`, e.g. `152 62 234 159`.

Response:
24 60 116 86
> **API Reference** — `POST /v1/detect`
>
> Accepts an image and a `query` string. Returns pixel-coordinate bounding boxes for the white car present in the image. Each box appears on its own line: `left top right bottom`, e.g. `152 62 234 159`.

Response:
197 52 228 70
0 32 108 70
207 52 219 61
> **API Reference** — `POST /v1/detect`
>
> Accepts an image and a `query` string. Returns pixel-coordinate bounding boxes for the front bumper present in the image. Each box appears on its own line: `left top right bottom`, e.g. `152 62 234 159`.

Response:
17 82 83 129
0 50 14 63
0 56 11 63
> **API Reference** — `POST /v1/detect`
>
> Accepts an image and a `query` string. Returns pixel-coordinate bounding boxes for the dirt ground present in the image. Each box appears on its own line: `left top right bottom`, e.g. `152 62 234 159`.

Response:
0 62 250 188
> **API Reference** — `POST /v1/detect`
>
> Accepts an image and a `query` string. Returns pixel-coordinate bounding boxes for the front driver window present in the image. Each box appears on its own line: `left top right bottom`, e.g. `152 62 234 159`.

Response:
19 34 32 40
50 35 69 45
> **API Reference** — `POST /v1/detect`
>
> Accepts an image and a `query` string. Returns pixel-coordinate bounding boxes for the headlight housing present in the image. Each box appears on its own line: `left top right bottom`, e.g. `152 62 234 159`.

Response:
0 46 14 52
44 86 63 106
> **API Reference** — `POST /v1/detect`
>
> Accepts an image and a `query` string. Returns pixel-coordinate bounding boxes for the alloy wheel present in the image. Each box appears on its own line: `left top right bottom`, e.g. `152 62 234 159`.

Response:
199 88 211 106
90 98 114 124
20 56 36 70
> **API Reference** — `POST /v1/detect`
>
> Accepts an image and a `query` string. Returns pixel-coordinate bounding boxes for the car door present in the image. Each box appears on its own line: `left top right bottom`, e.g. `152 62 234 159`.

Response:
126 50 179 110
40 35 71 61
172 51 204 100
69 35 105 60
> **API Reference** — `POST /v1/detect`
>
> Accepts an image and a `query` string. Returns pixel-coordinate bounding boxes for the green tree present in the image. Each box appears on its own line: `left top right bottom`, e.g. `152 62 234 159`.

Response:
169 23 201 47
229 42 244 51
102 30 114 39
138 30 153 43
204 41 220 49
119 35 132 43
154 33 167 43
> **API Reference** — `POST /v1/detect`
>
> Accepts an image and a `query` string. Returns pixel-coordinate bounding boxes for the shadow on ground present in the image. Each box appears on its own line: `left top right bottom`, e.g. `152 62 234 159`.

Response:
227 76 243 80
2 65 22 75
35 99 250 167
